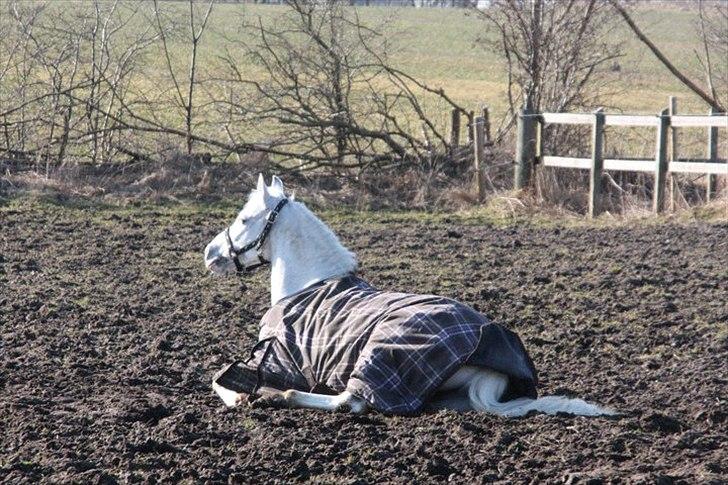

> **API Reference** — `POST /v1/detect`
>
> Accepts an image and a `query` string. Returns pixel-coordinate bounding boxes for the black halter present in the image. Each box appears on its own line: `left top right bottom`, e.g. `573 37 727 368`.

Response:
225 198 289 273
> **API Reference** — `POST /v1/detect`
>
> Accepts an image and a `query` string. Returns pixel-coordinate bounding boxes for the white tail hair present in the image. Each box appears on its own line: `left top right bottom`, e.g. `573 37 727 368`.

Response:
468 369 616 417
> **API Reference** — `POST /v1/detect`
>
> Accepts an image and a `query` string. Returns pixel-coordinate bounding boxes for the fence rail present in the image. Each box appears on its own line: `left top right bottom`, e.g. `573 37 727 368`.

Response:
539 113 728 128
515 104 728 217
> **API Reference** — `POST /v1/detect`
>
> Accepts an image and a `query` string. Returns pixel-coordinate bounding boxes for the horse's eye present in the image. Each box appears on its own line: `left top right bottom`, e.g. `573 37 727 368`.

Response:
241 218 249 225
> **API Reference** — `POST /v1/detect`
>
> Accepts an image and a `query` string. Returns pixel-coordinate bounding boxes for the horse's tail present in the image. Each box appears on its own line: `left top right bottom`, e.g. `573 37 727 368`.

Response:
467 369 616 417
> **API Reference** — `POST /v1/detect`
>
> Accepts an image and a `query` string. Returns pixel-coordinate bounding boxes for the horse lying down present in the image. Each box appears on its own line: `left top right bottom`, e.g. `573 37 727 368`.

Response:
204 175 616 417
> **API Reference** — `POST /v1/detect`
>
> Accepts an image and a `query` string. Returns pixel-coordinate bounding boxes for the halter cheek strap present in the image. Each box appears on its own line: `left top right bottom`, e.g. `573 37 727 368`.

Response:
225 227 247 272
226 198 289 274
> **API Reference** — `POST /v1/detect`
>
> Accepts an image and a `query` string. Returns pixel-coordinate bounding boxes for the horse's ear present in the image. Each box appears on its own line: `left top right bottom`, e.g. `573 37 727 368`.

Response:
270 175 284 194
256 173 266 192
290 190 296 201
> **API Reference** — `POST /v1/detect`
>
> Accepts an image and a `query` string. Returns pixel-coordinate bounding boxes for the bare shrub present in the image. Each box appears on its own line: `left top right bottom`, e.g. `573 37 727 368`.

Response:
0 1 161 167
151 0 215 155
475 0 623 128
696 0 727 110
472 0 626 212
215 0 468 174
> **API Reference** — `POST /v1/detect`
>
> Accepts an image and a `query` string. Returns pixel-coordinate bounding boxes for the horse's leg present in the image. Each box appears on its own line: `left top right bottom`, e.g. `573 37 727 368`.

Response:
213 381 244 408
252 390 368 414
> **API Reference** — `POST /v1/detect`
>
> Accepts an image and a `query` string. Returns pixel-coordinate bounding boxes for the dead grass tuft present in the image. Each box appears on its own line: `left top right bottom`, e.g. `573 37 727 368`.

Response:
2 150 725 221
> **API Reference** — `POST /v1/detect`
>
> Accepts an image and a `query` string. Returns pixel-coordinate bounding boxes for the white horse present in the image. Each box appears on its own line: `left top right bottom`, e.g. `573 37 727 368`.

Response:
204 175 615 417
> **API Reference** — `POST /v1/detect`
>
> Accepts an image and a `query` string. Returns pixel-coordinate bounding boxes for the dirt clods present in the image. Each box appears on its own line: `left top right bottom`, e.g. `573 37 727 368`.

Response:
1 203 726 482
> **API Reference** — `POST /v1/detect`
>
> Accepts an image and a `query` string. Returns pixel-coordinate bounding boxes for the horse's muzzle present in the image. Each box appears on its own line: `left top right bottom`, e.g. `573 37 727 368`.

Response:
205 255 236 276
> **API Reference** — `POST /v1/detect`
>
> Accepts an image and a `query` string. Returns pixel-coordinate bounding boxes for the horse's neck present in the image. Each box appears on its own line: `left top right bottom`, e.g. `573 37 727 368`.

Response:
269 202 356 305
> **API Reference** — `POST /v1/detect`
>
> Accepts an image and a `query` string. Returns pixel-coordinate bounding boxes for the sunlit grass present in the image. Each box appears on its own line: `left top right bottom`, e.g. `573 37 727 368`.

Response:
124 2 715 119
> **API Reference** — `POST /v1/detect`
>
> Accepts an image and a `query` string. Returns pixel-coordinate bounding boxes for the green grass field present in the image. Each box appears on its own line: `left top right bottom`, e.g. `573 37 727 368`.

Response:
180 3 715 117
61 1 710 121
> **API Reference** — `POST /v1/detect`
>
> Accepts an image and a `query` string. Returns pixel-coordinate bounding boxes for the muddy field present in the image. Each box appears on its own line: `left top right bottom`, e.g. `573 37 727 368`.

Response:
1 198 726 483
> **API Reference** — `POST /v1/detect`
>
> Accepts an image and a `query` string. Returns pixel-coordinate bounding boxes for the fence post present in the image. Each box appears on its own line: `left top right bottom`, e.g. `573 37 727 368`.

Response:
449 108 461 152
535 116 543 161
466 110 475 145
668 96 677 212
588 108 605 218
481 106 491 144
515 106 536 190
706 107 719 201
473 116 486 200
653 108 670 213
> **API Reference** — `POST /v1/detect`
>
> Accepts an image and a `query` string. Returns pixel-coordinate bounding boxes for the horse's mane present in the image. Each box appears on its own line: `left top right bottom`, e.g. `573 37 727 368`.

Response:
275 198 358 277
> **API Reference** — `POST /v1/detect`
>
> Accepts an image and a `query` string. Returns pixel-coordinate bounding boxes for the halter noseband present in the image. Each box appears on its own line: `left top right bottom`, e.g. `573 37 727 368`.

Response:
225 198 289 273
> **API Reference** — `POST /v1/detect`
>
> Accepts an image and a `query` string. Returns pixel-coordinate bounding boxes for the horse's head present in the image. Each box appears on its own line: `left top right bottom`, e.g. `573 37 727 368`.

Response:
204 174 288 276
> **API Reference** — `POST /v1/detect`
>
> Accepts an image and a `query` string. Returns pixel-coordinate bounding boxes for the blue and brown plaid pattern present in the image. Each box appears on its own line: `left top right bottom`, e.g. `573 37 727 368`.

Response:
219 275 538 414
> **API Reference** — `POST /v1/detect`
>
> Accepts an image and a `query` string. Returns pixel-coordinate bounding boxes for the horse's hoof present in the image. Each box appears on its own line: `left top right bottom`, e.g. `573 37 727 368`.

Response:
348 400 368 414
336 397 368 414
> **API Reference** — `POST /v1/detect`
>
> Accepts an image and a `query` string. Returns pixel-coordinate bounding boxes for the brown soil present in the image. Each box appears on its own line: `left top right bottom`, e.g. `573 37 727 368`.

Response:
1 200 726 483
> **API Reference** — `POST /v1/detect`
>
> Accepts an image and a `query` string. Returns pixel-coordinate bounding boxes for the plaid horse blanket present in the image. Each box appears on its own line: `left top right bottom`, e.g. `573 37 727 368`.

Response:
214 275 538 414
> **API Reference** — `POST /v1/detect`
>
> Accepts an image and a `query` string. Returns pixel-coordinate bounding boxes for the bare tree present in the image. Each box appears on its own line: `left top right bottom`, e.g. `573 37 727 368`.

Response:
83 0 159 164
0 2 42 160
4 1 88 168
0 1 162 167
1 0 468 180
695 0 726 111
607 0 725 112
152 0 214 155
475 0 623 133
216 0 467 173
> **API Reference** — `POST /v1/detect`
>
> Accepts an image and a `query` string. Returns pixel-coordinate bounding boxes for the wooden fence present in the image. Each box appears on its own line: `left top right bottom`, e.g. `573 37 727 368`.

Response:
515 103 728 217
